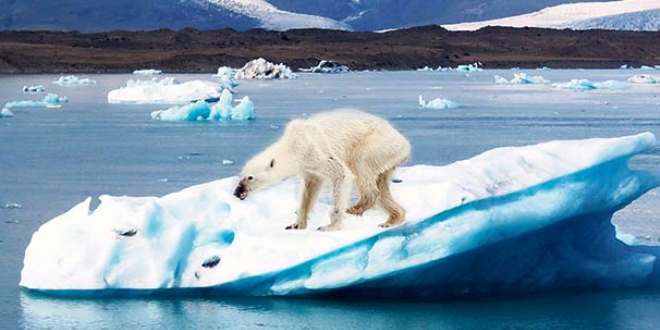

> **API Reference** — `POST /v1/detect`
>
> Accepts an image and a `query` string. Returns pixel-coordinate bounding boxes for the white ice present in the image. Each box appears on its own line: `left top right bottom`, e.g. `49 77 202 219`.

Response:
150 89 254 122
107 77 224 104
20 132 660 297
53 75 97 86
212 66 239 91
300 60 351 74
133 69 163 75
235 58 298 80
444 0 660 31
628 74 660 84
494 73 550 85
418 95 460 110
3 93 68 110
0 108 14 117
552 78 628 90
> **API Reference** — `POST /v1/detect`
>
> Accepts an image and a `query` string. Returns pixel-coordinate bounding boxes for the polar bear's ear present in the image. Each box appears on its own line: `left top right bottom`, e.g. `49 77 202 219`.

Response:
269 159 275 168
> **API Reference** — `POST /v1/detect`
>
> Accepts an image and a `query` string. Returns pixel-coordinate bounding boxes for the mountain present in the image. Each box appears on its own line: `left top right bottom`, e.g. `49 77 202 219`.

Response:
0 0 257 32
570 9 660 31
444 0 660 31
0 0 656 32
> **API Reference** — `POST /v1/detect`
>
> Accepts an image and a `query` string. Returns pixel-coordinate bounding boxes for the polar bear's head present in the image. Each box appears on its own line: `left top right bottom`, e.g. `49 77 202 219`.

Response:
233 145 294 200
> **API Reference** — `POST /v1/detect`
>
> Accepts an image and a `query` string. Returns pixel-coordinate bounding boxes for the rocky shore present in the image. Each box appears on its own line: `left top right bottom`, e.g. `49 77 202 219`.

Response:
1 25 659 73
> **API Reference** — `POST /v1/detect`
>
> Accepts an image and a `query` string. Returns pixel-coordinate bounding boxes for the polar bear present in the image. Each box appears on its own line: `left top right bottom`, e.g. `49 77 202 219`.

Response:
233 109 410 231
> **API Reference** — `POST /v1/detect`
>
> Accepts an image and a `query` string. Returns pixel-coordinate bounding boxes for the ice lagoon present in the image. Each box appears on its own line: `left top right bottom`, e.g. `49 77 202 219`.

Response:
2 68 660 328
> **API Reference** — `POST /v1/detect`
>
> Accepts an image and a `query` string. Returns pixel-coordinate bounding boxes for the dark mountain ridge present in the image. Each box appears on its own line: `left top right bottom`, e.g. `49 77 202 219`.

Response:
1 25 658 74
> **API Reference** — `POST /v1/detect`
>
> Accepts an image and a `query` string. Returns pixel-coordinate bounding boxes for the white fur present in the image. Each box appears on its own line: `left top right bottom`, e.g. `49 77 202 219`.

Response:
235 109 411 231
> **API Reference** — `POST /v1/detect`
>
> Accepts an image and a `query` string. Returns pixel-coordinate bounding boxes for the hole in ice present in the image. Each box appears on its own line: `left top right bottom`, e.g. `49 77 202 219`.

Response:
115 229 138 237
202 255 221 268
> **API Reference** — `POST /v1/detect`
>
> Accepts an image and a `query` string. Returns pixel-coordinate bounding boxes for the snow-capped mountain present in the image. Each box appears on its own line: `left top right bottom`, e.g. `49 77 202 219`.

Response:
570 9 660 31
202 0 350 30
444 0 660 31
0 0 656 32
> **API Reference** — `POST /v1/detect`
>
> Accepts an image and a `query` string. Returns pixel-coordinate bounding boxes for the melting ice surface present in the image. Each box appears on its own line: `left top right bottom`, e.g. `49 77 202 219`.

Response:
150 89 254 122
20 133 660 298
107 77 223 104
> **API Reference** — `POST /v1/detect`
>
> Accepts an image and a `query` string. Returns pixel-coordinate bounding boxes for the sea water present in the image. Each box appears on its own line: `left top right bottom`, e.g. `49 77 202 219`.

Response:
1 69 660 329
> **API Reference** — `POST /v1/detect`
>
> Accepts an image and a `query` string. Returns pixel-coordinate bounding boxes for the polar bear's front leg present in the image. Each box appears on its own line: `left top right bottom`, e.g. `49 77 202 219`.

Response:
318 157 353 232
286 174 322 230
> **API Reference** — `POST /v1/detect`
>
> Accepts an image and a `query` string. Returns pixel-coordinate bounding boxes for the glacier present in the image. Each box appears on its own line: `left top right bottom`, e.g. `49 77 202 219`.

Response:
20 133 660 298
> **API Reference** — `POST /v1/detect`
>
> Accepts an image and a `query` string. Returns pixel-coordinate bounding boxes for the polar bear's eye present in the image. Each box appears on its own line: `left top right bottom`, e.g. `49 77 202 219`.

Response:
269 159 275 168
247 176 254 181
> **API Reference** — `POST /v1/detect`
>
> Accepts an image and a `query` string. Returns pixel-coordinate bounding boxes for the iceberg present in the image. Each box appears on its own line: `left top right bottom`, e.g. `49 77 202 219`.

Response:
494 73 550 85
212 66 239 91
454 63 482 72
150 89 254 122
628 74 660 84
300 60 350 74
4 93 68 109
0 107 14 117
20 133 660 298
107 77 223 104
552 79 628 90
235 58 298 80
133 69 162 75
418 95 460 110
53 75 97 86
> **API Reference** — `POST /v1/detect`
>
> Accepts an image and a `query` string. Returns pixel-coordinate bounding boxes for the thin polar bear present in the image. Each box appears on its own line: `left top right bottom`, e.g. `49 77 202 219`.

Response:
233 109 411 231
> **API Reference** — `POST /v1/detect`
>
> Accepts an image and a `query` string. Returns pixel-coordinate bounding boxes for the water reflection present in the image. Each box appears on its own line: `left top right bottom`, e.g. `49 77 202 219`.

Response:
20 290 660 330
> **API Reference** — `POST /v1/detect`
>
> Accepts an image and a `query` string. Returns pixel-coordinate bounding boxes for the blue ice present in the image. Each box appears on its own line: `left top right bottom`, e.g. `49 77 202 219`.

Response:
20 133 660 298
150 89 254 122
4 93 68 109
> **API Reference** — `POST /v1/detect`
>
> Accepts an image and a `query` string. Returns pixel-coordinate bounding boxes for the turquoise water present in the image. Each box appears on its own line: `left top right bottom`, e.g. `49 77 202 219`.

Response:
2 70 660 329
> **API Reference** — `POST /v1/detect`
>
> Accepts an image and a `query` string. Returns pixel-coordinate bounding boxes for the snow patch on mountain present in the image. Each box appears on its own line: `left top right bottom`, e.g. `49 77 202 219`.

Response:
444 0 660 31
203 0 351 31
570 9 660 31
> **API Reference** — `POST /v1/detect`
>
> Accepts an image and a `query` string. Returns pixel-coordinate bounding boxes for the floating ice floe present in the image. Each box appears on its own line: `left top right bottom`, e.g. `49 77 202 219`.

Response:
300 60 350 74
133 69 162 75
552 78 628 90
494 73 550 85
418 95 460 110
53 75 97 86
22 133 660 298
107 77 223 104
454 62 482 72
416 63 482 73
4 93 68 110
0 108 14 117
416 66 438 72
628 74 660 84
22 85 46 93
235 58 298 80
212 66 239 91
150 89 254 122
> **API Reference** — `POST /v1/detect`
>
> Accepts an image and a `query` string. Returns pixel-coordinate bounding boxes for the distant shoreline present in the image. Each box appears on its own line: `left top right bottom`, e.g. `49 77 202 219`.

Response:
1 25 659 74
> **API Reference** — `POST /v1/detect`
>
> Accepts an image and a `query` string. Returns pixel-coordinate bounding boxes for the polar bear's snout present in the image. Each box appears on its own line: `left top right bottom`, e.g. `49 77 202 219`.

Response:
233 181 248 200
